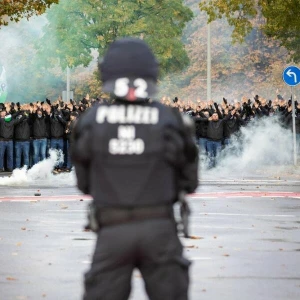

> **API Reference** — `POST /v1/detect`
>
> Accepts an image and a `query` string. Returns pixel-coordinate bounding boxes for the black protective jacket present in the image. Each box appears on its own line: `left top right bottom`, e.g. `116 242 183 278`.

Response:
71 100 198 208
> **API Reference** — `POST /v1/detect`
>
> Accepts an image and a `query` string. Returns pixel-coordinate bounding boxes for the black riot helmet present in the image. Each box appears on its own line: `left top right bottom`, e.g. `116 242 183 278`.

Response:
99 38 159 101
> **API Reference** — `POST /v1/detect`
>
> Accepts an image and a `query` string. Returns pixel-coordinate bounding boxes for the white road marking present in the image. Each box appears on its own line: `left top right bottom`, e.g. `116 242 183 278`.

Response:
200 179 300 183
191 225 254 230
47 199 82 202
45 210 84 212
195 213 296 217
193 196 218 199
39 220 84 224
226 196 253 198
189 257 212 261
11 200 34 202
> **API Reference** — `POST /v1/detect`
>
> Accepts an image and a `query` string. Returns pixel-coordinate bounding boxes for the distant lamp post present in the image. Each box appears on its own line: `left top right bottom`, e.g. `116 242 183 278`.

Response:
63 66 73 101
207 21 211 101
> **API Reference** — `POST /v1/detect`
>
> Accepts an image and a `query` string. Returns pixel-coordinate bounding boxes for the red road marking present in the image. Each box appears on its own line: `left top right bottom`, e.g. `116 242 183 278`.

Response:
188 192 300 198
0 192 299 202
0 195 92 202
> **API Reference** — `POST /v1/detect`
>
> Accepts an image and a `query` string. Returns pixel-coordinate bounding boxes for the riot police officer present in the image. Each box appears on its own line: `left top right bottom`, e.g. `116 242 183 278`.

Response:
71 38 198 300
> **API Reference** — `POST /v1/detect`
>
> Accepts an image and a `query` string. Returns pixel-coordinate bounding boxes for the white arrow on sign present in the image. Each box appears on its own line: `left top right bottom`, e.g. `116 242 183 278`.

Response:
287 69 297 83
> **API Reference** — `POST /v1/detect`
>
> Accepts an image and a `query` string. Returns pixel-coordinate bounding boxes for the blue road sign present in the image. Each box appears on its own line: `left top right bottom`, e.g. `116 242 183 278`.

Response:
282 66 300 86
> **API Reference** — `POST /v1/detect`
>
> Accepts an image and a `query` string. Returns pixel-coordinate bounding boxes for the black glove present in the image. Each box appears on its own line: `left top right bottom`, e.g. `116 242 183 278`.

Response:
223 97 227 104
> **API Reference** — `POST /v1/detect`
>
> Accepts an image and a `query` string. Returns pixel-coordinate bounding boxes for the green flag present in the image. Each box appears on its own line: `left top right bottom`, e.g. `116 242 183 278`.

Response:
0 66 8 103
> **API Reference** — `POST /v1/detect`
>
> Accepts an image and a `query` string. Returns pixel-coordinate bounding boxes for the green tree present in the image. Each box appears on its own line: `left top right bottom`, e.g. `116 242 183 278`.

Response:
38 0 193 75
0 0 58 27
199 0 300 62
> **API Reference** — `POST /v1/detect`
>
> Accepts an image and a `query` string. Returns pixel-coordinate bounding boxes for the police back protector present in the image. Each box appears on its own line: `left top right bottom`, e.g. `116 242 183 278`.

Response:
84 100 181 208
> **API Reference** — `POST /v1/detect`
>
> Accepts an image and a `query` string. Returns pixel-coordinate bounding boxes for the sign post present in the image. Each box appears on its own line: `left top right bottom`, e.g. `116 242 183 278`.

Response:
282 66 300 166
67 66 70 102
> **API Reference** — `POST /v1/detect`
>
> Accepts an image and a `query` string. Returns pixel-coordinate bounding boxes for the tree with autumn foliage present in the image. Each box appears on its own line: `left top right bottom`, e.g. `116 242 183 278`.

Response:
0 0 295 103
159 0 291 101
0 0 58 27
199 0 300 62
38 0 193 76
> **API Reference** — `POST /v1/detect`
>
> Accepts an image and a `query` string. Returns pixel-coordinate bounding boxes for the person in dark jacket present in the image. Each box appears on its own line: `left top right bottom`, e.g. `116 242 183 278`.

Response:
285 104 300 156
0 110 24 172
32 108 49 165
193 108 209 155
64 112 77 171
201 105 231 168
14 110 31 169
49 107 66 172
297 103 300 155
223 109 243 146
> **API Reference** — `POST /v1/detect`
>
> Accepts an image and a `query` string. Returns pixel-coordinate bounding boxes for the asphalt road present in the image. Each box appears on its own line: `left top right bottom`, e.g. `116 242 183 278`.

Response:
0 171 299 300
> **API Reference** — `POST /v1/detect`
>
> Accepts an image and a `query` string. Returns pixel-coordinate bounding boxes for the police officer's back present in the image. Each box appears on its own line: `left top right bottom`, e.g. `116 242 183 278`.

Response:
71 38 198 300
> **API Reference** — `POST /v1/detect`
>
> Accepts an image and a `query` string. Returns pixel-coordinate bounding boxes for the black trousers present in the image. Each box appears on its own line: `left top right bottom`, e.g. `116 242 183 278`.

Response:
83 218 190 300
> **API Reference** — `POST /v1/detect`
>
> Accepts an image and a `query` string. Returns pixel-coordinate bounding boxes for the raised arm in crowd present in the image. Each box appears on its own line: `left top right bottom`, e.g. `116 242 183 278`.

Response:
0 97 101 172
160 93 300 169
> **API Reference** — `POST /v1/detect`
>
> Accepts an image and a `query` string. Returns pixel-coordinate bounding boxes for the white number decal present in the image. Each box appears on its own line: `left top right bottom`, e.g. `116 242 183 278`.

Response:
134 78 148 98
114 78 148 98
114 78 130 97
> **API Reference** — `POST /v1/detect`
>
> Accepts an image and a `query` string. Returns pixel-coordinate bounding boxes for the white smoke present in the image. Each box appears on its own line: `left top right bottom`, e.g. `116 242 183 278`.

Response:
200 116 299 179
1 117 298 186
0 150 76 186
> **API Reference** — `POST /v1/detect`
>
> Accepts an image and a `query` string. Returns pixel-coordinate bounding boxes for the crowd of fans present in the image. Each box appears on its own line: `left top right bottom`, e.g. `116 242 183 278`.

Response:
0 97 92 173
161 94 300 168
0 93 299 172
